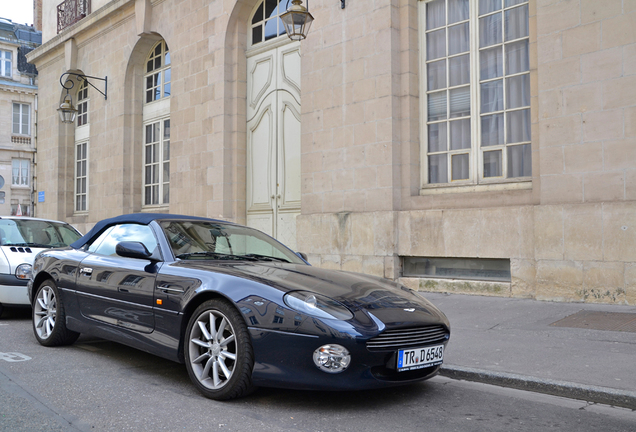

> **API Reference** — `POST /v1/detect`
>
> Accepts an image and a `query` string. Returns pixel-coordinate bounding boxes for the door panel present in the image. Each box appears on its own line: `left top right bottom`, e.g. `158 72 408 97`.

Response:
75 223 161 333
280 46 301 99
279 100 301 208
246 42 301 250
76 254 159 333
247 106 276 217
248 54 274 114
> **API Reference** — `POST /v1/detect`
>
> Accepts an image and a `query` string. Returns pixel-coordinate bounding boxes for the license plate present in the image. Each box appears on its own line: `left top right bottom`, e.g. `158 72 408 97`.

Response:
397 345 444 372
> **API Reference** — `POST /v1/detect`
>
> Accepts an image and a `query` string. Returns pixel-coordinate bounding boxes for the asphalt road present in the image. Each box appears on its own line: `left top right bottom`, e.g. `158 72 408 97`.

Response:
1 307 635 432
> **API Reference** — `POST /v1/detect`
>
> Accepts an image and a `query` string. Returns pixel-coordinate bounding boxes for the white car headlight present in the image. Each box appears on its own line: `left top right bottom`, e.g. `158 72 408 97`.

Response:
15 264 32 280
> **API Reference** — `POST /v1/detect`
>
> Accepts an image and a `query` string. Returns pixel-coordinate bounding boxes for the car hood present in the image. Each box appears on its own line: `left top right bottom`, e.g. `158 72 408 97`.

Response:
177 261 448 328
0 245 49 273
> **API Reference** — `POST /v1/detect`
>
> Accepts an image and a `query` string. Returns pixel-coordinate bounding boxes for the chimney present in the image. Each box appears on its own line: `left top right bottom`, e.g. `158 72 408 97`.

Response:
34 0 43 31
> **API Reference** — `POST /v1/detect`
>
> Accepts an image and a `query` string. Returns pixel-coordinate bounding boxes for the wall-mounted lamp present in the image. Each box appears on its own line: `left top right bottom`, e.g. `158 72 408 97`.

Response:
341 0 345 8
58 72 107 124
281 0 314 41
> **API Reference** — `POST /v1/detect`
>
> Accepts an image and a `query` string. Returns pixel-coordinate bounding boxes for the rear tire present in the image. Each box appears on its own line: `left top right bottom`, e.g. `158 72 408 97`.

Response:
185 299 255 400
32 279 79 346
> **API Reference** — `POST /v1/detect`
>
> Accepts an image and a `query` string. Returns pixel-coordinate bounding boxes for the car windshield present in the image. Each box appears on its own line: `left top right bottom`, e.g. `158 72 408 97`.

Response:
159 220 305 264
0 219 82 248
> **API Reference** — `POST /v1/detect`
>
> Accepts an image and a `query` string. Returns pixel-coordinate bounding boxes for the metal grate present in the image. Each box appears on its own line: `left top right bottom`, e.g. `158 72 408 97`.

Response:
57 0 91 34
366 325 449 351
551 310 636 333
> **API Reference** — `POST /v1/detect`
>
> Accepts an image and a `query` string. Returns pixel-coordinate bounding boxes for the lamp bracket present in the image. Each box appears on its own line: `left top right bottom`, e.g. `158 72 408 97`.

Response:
60 72 108 100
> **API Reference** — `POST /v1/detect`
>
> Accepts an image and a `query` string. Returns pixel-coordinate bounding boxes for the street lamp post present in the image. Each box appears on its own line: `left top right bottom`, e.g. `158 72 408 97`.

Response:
57 72 107 124
280 0 314 41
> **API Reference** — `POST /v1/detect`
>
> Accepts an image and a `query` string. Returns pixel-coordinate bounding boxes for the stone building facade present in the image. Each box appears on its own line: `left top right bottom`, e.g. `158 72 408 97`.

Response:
28 0 636 304
0 18 41 216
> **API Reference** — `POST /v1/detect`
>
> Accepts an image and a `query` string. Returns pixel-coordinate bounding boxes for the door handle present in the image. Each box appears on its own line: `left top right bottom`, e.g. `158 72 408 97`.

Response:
158 285 184 293
80 267 93 276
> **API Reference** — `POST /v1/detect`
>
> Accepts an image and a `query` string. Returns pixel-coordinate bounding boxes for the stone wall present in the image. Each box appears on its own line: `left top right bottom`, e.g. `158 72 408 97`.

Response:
297 0 636 305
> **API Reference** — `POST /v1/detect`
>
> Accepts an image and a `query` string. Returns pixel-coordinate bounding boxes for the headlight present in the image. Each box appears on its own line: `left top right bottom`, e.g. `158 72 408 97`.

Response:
15 264 32 280
313 344 351 373
284 291 353 320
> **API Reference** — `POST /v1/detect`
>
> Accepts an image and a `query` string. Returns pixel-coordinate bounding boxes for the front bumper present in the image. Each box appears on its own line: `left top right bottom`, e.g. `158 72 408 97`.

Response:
0 274 30 306
248 327 447 391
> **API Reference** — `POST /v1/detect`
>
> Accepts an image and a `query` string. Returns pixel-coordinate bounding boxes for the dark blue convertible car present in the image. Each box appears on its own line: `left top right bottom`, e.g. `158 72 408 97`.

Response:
28 214 450 400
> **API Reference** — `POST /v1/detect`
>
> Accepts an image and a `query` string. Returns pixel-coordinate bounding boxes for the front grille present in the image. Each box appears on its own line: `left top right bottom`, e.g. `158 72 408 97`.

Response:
366 325 449 351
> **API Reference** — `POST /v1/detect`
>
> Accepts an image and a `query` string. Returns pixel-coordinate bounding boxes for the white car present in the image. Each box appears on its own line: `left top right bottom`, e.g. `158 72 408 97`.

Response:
0 217 81 317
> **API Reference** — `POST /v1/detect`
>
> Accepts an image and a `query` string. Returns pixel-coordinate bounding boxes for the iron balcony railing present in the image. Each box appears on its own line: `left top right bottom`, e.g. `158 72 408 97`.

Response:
57 0 91 34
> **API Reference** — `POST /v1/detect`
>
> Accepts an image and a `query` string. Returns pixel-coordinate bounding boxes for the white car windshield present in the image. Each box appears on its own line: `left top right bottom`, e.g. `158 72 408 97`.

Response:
159 220 305 264
0 219 82 248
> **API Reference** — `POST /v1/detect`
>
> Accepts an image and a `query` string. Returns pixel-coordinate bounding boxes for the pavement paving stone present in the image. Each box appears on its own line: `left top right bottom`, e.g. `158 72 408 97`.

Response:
424 292 636 409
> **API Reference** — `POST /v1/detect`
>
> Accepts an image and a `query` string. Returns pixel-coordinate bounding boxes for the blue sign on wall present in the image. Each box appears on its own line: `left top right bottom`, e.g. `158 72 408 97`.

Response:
38 191 45 203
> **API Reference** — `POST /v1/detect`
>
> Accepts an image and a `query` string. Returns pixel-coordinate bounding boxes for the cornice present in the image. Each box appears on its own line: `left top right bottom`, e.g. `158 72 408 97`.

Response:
27 0 134 66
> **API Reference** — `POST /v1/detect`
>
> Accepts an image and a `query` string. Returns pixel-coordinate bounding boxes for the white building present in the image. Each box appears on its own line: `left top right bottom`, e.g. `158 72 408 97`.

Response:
0 18 41 216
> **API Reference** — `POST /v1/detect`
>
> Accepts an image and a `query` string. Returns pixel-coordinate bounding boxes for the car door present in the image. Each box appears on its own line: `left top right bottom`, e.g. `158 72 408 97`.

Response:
76 223 161 333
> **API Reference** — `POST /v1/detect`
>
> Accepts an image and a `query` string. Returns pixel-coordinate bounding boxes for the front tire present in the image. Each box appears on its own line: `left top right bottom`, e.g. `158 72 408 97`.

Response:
32 279 79 346
185 299 255 400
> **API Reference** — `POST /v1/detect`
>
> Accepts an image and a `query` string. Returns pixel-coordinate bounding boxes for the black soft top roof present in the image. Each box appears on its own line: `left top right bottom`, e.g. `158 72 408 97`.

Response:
70 213 226 249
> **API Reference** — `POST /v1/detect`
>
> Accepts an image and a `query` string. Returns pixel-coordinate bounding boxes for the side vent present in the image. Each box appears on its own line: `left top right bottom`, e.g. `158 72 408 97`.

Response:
9 247 32 253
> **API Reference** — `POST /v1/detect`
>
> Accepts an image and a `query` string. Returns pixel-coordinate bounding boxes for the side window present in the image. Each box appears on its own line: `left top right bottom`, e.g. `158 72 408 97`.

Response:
89 224 158 257
87 226 115 253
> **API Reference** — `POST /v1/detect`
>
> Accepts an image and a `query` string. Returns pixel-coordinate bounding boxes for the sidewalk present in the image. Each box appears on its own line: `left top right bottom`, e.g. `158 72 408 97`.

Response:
424 292 636 409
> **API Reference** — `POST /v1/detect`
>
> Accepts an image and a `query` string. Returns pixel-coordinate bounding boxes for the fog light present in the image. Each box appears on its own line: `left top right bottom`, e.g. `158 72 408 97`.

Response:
313 344 351 373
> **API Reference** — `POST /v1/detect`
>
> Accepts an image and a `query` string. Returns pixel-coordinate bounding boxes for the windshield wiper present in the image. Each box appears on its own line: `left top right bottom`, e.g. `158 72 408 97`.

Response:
176 252 258 261
241 253 291 263
5 242 52 248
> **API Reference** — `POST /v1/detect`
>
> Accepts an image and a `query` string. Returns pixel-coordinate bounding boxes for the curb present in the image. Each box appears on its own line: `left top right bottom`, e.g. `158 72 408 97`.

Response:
440 364 636 411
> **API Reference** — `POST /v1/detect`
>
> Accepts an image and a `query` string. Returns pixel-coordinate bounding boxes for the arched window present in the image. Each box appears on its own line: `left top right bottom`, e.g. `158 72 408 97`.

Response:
76 79 89 126
145 40 171 103
143 40 171 206
250 0 289 46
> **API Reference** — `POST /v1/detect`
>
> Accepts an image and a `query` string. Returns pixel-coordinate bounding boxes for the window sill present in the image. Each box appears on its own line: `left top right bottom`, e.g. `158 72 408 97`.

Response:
420 179 532 195
141 205 169 213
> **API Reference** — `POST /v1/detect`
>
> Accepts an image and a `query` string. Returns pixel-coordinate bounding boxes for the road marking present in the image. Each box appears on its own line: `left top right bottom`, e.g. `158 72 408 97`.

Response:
0 352 32 362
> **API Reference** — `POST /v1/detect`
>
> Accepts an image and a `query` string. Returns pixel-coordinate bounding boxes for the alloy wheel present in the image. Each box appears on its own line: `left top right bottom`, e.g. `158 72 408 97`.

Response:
188 309 238 390
34 285 57 340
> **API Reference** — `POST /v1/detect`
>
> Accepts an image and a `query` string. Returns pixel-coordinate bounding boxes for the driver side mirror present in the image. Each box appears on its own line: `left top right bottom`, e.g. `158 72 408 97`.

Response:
116 241 155 260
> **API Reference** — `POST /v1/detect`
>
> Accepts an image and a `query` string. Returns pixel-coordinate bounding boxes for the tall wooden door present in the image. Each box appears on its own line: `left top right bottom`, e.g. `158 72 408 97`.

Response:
246 42 301 250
